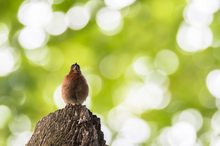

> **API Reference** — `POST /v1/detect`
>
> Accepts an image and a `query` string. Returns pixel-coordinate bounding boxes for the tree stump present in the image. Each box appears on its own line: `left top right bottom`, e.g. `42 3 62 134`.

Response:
27 104 107 146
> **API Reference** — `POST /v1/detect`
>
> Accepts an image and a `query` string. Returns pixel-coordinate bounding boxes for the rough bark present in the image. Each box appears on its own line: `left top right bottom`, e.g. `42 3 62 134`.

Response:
27 104 107 146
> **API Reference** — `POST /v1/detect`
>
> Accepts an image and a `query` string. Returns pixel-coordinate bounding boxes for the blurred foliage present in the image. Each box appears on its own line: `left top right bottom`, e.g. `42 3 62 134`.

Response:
0 0 220 146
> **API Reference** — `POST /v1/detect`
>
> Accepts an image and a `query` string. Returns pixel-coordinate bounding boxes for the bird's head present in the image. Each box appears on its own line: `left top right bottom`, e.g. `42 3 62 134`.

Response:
70 63 81 74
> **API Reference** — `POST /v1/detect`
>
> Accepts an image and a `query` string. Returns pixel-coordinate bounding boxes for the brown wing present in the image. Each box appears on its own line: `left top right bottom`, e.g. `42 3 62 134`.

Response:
62 75 78 104
75 76 89 103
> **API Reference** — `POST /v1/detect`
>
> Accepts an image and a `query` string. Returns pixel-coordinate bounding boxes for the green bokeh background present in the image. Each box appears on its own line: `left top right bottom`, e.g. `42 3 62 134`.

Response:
0 0 220 145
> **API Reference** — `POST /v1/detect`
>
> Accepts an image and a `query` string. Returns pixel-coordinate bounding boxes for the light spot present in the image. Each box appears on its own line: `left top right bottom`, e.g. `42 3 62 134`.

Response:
206 69 220 99
119 118 151 143
83 95 92 108
154 49 179 75
0 23 9 46
172 109 203 131
9 114 31 134
123 82 170 113
112 84 132 105
24 47 48 65
96 7 123 35
18 26 47 50
211 138 220 146
216 99 220 109
53 85 65 109
7 131 32 146
112 138 137 146
211 110 220 134
184 4 213 27
177 23 212 53
86 74 102 96
66 6 90 30
45 12 68 36
0 105 11 128
101 124 112 145
107 105 134 131
104 0 136 10
85 0 102 14
138 83 166 109
190 0 220 14
49 0 65 5
18 1 52 26
0 46 19 76
193 140 203 146
146 71 170 86
132 56 153 77
157 127 171 146
168 122 197 146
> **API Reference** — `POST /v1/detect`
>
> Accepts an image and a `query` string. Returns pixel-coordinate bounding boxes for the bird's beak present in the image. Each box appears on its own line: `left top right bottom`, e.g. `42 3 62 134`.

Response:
72 63 80 73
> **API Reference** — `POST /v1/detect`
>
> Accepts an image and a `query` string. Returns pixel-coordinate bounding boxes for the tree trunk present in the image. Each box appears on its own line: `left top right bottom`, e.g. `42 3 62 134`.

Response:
27 104 107 146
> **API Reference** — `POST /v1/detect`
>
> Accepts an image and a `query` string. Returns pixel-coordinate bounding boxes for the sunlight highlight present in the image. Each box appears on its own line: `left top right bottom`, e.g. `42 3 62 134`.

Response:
104 0 136 10
154 49 179 75
7 131 32 146
177 24 212 52
0 105 11 128
66 6 90 30
211 138 220 146
211 110 220 133
132 56 153 77
184 4 213 27
86 74 102 96
156 127 171 146
119 118 151 143
49 0 65 5
155 121 197 146
112 138 136 146
190 0 220 14
206 69 220 99
176 0 218 53
9 114 31 134
24 47 48 65
53 85 65 109
168 122 197 146
101 124 112 145
107 105 134 131
45 12 68 36
0 46 19 76
18 26 47 50
18 1 52 27
123 81 171 113
96 7 123 35
172 108 203 131
0 23 9 46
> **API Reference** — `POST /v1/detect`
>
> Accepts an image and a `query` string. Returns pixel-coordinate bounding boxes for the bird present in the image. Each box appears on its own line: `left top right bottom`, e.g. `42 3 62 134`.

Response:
61 63 89 105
